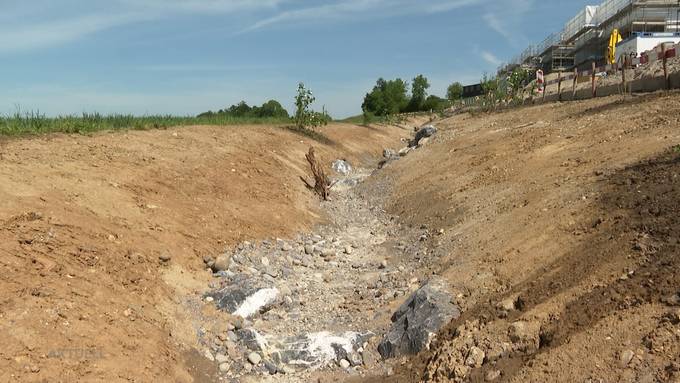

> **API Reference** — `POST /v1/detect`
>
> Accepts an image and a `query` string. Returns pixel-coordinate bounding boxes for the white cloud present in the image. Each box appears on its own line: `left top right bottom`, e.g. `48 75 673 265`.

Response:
0 1 285 54
119 0 283 13
243 0 485 33
482 0 534 45
0 13 149 54
480 50 501 66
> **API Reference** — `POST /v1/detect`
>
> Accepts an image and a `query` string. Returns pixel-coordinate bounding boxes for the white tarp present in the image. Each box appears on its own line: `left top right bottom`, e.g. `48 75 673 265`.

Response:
563 5 599 42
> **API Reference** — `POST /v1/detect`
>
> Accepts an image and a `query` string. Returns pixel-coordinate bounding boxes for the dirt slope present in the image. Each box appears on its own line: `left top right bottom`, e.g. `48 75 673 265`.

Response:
363 92 680 382
0 122 410 382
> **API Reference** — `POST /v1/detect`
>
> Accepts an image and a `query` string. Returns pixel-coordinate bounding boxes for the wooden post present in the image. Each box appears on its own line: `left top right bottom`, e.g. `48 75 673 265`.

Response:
557 71 563 101
572 67 578 100
542 79 547 103
591 62 597 98
663 45 669 90
621 56 627 97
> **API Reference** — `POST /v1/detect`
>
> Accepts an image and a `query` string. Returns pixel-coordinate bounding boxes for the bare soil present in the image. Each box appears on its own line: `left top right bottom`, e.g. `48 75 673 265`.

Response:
360 91 680 382
0 122 409 382
3 91 680 383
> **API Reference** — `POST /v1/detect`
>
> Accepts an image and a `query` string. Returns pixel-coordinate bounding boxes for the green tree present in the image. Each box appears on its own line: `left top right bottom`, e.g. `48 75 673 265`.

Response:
361 78 409 116
257 100 289 118
446 82 463 101
422 95 451 112
227 101 252 117
405 74 430 112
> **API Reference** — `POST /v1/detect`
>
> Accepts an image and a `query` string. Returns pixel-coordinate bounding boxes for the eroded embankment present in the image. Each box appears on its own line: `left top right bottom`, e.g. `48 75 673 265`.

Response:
0 121 412 382
356 92 680 383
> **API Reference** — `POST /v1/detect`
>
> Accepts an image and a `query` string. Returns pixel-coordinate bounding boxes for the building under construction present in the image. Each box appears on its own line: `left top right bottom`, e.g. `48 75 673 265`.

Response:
502 0 680 75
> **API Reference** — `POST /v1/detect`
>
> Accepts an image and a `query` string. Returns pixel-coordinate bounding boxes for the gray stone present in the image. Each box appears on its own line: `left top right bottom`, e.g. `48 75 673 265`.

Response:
265 331 373 369
205 274 279 318
219 362 230 373
159 253 172 262
281 243 293 251
215 353 229 364
339 359 351 369
264 360 278 374
410 125 437 147
304 245 315 255
344 246 353 255
378 277 460 359
247 352 262 366
212 256 231 272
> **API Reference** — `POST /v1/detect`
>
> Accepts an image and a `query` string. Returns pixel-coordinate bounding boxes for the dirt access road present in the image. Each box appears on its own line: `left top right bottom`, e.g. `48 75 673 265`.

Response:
0 122 411 382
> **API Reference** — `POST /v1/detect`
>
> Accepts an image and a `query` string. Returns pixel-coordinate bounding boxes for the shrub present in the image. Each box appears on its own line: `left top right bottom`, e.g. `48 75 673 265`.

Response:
294 83 328 130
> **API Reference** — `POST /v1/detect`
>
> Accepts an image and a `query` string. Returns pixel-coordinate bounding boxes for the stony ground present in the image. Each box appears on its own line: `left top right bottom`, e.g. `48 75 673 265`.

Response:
3 92 680 383
186 149 452 382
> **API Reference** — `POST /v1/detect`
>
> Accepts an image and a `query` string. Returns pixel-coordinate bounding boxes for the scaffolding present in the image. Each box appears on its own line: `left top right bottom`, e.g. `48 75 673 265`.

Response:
573 0 680 68
498 0 680 74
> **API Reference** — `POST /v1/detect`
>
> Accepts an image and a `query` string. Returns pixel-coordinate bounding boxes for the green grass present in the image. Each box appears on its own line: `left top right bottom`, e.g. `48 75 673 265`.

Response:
673 144 680 154
0 111 292 136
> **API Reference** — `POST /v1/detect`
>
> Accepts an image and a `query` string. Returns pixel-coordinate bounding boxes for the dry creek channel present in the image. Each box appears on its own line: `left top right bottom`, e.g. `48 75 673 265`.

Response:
184 129 459 382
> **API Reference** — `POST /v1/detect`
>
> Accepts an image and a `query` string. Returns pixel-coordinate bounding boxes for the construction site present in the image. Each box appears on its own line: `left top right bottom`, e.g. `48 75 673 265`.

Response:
501 0 680 75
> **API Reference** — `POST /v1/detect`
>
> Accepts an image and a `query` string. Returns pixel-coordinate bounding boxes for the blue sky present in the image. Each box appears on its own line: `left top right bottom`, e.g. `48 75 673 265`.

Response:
0 0 594 118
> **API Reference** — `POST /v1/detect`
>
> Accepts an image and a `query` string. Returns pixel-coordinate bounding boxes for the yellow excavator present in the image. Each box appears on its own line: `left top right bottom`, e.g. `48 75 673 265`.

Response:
607 28 623 64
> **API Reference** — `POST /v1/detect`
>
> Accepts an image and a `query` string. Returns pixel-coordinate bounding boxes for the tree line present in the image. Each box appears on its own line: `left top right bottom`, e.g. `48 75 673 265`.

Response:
198 99 290 119
361 74 464 119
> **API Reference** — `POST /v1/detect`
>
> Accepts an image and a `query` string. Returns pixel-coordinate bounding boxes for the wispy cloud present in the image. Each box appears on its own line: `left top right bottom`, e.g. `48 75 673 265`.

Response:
0 13 148 54
482 0 533 45
480 50 501 66
242 0 484 33
0 0 285 54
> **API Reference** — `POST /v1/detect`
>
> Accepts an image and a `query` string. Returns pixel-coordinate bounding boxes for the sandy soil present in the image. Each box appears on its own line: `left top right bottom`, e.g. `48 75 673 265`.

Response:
3 90 680 383
0 122 410 382
360 91 680 382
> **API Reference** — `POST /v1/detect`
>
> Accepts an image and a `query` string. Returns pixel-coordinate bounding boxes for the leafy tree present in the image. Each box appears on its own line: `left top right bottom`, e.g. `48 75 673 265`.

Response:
446 82 463 101
361 78 409 116
256 100 289 118
405 74 430 112
422 95 451 112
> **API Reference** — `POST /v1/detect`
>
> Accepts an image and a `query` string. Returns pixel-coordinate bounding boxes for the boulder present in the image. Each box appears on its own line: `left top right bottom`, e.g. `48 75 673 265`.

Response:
378 277 460 359
205 274 280 318
238 329 372 369
410 125 437 147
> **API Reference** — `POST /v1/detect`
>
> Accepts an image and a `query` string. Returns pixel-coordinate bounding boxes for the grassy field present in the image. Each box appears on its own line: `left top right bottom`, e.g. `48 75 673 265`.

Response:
0 111 292 136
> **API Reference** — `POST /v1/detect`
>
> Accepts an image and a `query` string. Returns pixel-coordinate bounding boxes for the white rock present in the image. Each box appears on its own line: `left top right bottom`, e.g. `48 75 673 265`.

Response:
247 352 262 366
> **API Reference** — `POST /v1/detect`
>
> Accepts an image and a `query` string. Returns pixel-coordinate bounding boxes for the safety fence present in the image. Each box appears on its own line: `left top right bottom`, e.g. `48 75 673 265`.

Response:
458 40 680 111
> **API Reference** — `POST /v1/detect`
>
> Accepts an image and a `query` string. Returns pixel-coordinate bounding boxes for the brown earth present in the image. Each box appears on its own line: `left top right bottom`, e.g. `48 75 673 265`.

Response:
0 122 411 383
359 91 680 382
3 90 680 383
